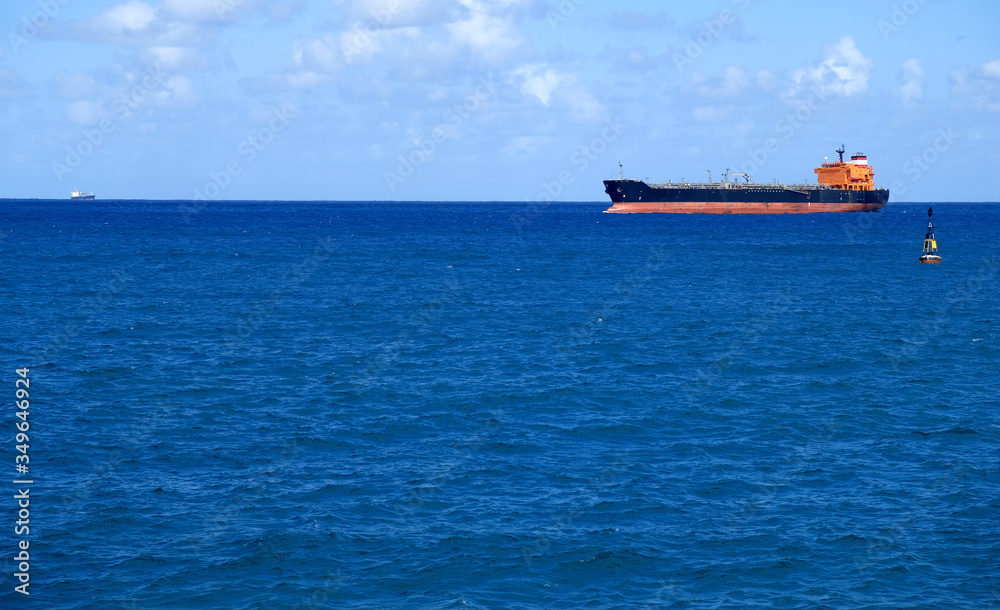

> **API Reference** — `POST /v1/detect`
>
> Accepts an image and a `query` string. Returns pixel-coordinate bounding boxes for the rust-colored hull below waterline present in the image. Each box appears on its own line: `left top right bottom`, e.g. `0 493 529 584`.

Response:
603 201 886 214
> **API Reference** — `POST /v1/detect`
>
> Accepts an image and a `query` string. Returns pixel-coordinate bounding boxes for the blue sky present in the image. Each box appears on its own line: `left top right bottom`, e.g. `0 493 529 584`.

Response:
1 0 998 201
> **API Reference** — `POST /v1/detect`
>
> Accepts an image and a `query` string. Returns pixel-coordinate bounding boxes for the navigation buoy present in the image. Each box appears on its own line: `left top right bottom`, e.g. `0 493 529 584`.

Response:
919 206 941 264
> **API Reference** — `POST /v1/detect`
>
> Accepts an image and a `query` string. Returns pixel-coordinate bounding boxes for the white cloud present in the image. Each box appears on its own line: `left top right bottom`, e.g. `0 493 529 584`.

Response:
294 35 344 72
607 10 674 30
982 59 1000 80
52 71 100 101
140 46 202 70
510 63 601 121
162 0 274 22
35 1 221 125
64 0 210 53
0 66 29 101
690 67 749 98
755 69 777 90
65 99 104 125
446 0 522 62
335 24 428 67
899 58 923 105
501 135 549 159
56 65 199 126
282 71 330 90
788 36 874 98
247 0 537 100
512 64 562 105
270 0 527 91
267 1 306 24
245 66 331 92
102 1 157 34
692 106 730 122
332 0 456 28
162 0 234 21
162 0 221 21
152 75 197 108
951 67 1000 113
564 83 602 121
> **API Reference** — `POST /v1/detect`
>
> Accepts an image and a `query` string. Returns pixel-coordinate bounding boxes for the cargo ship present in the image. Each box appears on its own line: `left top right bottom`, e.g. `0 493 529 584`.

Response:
70 190 95 200
604 146 888 214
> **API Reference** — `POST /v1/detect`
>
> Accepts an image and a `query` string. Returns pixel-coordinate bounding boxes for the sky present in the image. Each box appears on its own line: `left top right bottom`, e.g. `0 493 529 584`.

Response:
1 0 998 202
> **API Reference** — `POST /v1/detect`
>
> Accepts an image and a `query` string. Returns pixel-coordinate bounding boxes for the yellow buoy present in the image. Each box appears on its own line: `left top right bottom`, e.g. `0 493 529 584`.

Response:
919 206 941 264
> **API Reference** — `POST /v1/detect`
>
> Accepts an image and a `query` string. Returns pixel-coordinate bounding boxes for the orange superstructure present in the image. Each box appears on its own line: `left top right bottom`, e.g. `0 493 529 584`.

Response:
814 146 875 191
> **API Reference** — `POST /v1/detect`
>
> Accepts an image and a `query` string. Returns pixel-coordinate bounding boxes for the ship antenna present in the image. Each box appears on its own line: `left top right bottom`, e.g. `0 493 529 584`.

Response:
707 170 712 183
836 144 845 163
618 161 623 179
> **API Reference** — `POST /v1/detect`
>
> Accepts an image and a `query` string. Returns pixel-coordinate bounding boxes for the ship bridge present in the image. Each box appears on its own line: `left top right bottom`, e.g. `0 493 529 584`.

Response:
814 145 875 191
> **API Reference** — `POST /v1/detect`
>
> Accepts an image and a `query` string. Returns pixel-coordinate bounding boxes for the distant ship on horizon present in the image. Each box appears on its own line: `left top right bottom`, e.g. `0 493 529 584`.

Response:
71 190 95 200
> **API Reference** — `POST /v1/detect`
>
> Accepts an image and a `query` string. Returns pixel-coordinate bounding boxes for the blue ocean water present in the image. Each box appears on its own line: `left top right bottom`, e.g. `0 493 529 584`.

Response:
2 199 999 609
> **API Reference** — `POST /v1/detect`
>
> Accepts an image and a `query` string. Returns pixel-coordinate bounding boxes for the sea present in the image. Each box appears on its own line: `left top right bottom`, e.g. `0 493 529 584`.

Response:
1 199 998 609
